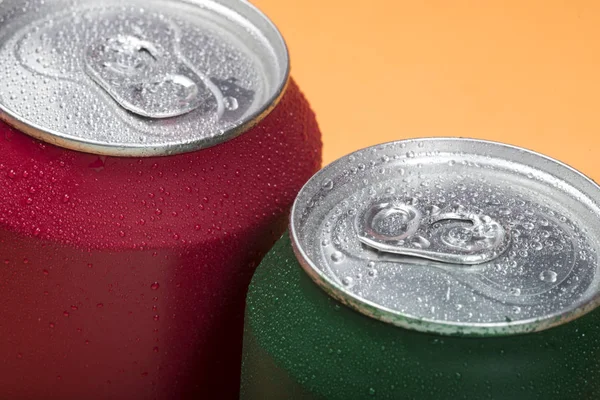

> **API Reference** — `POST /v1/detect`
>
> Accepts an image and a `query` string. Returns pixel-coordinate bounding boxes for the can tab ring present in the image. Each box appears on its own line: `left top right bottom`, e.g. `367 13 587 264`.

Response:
85 34 214 119
356 201 510 265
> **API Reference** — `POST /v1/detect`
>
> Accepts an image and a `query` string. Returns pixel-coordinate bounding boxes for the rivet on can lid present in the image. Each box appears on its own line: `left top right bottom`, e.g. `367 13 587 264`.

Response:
0 0 289 156
290 138 600 336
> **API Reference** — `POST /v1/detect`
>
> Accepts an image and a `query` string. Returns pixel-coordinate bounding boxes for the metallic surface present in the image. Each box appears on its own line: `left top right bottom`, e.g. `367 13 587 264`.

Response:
0 0 289 156
290 138 600 336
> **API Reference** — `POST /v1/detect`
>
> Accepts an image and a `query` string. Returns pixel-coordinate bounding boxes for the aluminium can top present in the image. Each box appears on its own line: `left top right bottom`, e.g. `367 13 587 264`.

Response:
290 138 600 336
0 0 288 157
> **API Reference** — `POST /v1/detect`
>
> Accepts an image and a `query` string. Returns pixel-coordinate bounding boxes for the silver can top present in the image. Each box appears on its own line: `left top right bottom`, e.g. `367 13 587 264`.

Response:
0 0 288 156
290 139 600 336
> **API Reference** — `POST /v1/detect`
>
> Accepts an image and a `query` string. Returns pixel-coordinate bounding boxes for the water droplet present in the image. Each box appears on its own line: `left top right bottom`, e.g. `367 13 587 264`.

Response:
539 270 557 283
153 315 160 321
512 306 521 314
223 96 239 111
96 303 104 308
331 251 344 262
153 347 159 353
342 277 354 287
509 288 521 296
367 261 375 268
322 179 334 190
522 222 535 230
151 282 160 290
406 151 415 158
410 235 431 249
518 249 528 257
448 160 456 166
531 241 543 251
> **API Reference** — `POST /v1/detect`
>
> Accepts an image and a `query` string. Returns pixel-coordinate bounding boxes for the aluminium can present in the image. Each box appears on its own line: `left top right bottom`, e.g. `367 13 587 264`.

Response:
241 138 600 400
0 1 322 399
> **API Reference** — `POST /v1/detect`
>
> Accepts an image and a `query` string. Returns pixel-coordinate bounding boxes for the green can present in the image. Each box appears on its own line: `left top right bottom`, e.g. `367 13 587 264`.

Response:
241 139 600 400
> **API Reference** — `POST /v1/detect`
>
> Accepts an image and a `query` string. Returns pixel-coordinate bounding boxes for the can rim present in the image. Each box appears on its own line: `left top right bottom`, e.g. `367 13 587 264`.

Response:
290 137 600 337
0 0 290 157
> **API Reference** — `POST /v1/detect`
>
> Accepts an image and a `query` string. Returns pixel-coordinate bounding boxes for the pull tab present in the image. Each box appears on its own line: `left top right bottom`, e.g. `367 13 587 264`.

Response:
84 34 213 119
356 201 510 265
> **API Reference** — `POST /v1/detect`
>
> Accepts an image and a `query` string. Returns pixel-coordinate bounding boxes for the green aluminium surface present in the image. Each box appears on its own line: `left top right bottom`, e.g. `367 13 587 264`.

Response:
241 234 600 400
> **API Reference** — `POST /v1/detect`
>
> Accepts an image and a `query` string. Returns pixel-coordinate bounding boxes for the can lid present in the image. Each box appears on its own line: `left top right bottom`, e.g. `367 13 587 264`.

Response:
290 139 600 336
0 0 288 156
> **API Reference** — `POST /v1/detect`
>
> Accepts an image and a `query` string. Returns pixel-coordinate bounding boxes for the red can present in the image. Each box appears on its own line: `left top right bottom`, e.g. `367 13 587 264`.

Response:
0 1 321 399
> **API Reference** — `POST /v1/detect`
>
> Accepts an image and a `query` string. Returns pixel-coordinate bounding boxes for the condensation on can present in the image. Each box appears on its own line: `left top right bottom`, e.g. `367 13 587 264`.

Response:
241 233 600 400
0 1 323 399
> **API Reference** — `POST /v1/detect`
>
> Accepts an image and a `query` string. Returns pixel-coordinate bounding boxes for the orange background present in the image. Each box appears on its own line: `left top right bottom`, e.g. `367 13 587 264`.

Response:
254 0 600 181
